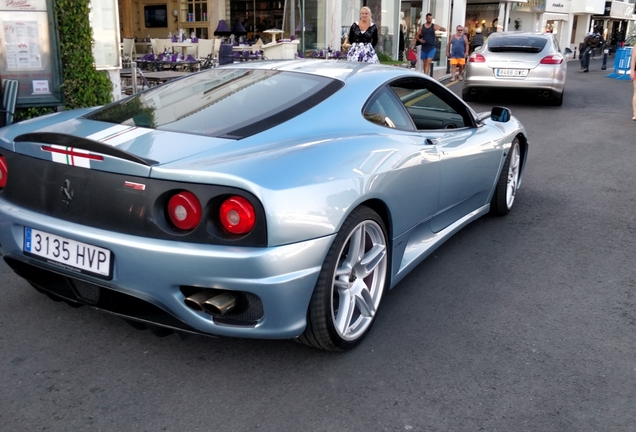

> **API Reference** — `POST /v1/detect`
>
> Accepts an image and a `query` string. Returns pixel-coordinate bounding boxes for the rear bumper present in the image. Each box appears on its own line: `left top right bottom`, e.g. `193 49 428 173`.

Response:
464 68 566 94
0 198 334 339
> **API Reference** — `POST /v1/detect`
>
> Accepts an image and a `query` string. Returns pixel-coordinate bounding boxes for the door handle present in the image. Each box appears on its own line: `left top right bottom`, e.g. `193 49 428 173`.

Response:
424 138 437 145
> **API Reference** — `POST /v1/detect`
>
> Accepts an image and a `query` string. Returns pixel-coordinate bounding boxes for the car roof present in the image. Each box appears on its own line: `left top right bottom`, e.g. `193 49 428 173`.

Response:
487 31 554 38
219 59 416 83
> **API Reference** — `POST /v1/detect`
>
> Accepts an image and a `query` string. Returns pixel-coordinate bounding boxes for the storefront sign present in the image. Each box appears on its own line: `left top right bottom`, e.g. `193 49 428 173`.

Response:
1 0 47 11
609 1 635 19
545 0 571 14
512 0 546 13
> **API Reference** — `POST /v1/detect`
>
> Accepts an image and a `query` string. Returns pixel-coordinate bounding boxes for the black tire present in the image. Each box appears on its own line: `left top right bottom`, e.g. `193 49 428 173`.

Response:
490 138 521 216
548 91 563 106
462 89 475 102
298 206 389 351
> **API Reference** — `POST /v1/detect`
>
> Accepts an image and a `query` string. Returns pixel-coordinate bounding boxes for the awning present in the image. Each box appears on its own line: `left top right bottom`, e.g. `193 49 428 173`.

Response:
543 13 569 21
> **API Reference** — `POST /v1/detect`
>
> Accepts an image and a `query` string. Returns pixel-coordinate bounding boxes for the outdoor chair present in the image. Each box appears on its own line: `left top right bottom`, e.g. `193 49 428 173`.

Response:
197 39 215 60
197 38 221 70
151 38 172 56
1 79 19 126
122 38 144 63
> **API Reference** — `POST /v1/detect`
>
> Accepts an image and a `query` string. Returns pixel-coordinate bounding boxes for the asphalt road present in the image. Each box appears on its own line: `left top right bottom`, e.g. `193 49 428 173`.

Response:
1 58 635 431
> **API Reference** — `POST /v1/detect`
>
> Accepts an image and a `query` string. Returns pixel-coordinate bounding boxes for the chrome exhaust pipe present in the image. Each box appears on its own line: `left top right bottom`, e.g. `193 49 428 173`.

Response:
184 291 212 312
202 293 237 315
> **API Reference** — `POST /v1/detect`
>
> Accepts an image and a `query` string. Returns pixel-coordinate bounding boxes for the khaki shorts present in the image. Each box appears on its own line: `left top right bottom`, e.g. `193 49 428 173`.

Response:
449 58 466 66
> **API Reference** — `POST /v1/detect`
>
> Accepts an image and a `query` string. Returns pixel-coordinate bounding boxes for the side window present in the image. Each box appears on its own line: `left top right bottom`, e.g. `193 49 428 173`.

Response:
390 79 471 130
362 87 415 130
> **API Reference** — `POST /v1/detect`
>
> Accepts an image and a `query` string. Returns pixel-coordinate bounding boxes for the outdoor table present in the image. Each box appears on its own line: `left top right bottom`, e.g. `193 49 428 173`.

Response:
136 58 199 72
170 42 197 56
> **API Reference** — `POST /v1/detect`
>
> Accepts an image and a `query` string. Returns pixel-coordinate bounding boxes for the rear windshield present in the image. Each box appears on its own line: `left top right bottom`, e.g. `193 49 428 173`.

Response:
84 68 342 139
488 35 548 53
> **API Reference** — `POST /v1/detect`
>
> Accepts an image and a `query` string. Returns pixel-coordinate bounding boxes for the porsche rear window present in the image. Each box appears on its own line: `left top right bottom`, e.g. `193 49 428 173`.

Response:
84 69 343 139
488 36 548 53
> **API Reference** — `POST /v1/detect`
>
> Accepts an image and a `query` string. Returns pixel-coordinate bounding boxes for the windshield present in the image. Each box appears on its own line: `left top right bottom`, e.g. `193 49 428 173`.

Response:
488 35 548 53
84 68 342 139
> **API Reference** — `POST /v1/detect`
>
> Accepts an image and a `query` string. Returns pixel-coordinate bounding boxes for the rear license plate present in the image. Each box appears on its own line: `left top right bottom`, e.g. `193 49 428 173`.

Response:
495 68 528 77
24 227 112 279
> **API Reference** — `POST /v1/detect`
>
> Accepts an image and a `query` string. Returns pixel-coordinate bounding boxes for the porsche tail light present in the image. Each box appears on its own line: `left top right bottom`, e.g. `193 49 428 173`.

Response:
219 196 256 235
167 191 201 231
0 156 7 189
540 54 564 65
469 53 485 63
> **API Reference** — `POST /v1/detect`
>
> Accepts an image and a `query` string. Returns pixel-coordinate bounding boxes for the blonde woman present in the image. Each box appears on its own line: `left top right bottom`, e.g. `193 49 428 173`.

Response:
346 6 379 63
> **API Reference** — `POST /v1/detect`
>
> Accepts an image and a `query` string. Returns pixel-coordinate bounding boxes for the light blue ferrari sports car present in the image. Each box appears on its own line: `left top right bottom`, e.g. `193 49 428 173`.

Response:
0 60 528 351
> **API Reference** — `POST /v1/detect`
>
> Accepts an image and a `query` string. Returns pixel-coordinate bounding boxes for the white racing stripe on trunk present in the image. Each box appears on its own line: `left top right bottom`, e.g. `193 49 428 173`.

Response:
88 125 152 146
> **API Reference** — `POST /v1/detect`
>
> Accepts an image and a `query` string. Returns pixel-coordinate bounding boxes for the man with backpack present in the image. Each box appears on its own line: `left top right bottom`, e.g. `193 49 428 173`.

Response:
580 26 603 73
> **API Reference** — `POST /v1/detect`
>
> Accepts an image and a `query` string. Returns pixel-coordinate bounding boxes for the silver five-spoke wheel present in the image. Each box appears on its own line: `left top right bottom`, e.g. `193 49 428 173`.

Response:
505 141 521 209
491 137 521 216
332 219 387 341
299 206 389 351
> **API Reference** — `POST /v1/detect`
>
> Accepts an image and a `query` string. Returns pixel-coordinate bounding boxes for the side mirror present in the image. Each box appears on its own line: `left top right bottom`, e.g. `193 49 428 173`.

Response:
490 106 511 123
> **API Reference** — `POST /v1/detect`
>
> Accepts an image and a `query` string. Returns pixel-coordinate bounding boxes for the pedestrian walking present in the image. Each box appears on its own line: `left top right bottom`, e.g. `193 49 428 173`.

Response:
470 27 484 53
580 26 602 73
413 13 446 75
630 44 636 120
411 12 424 73
346 6 379 63
446 25 469 81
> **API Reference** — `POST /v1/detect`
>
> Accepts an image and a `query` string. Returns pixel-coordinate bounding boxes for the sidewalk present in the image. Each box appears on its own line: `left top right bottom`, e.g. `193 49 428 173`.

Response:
403 64 451 82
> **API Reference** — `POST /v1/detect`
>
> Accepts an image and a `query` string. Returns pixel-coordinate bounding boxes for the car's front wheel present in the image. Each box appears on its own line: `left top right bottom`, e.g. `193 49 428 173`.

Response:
490 138 521 215
298 206 389 351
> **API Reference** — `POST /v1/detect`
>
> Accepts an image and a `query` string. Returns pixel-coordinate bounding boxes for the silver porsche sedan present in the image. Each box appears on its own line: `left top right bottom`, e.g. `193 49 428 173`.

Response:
463 31 567 106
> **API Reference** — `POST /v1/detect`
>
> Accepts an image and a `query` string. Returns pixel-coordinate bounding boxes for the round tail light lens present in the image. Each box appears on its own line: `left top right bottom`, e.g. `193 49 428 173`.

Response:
167 191 201 231
219 196 256 235
0 156 7 188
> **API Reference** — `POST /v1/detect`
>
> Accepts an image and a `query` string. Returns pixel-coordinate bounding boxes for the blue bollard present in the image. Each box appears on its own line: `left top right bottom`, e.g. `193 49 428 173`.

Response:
606 46 632 79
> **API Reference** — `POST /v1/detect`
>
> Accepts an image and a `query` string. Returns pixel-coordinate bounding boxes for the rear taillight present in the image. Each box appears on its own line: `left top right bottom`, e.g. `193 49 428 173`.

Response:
540 54 564 64
469 53 485 63
167 191 201 231
219 196 256 235
0 156 7 188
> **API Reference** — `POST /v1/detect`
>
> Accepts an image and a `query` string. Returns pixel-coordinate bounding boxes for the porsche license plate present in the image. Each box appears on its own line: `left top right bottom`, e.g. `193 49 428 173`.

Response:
495 68 528 77
24 227 112 278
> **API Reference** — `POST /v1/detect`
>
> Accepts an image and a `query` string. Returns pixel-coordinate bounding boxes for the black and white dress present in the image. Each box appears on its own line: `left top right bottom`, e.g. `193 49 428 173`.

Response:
347 21 379 63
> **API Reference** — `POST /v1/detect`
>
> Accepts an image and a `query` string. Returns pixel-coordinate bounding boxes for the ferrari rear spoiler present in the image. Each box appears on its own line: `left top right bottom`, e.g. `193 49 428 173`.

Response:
15 132 158 166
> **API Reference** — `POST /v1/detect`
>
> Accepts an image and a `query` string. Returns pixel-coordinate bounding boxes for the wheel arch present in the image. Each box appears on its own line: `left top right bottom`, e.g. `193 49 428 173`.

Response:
515 132 529 186
356 198 395 286
357 198 393 244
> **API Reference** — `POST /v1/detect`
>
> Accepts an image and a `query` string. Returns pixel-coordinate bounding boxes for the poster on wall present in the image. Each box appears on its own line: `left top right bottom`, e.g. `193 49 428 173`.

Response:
3 21 43 70
0 0 63 107
89 0 122 69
